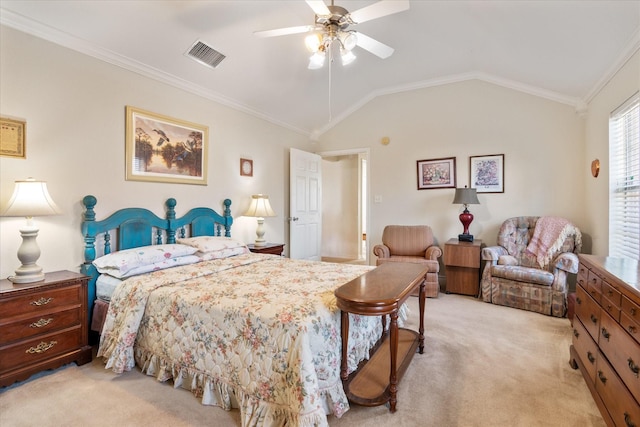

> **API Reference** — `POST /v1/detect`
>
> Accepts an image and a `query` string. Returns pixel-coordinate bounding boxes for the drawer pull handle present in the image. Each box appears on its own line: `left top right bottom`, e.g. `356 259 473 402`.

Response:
601 327 610 340
629 358 640 378
573 329 579 338
631 307 637 316
29 318 53 328
607 290 613 297
587 351 595 364
597 370 607 384
629 325 637 334
30 297 53 306
576 297 582 305
624 412 635 427
590 314 598 324
25 341 57 354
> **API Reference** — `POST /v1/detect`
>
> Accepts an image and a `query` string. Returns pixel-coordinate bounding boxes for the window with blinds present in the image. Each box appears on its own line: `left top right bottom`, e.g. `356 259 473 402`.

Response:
609 91 639 260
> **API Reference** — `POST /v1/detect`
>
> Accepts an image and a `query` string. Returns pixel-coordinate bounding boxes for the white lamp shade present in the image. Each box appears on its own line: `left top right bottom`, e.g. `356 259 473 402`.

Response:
244 194 276 218
2 178 61 217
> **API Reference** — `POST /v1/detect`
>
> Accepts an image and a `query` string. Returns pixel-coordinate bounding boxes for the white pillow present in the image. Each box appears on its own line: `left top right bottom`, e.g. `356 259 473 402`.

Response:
93 244 198 277
119 254 201 278
196 246 249 261
177 236 247 253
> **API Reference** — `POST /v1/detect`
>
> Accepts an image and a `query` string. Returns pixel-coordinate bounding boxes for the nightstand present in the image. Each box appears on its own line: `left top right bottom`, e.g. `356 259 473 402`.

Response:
247 243 285 256
0 270 92 387
444 239 483 296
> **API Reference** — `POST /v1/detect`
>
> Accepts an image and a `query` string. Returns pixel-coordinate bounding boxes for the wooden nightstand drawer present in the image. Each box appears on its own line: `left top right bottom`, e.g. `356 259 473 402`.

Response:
0 307 82 345
0 325 83 371
0 285 82 320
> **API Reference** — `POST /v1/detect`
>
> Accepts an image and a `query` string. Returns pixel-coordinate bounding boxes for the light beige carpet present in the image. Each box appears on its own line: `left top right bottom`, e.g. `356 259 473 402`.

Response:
0 294 604 427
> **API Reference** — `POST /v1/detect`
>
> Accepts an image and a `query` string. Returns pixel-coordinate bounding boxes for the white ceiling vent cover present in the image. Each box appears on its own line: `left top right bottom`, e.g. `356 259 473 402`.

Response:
185 40 226 69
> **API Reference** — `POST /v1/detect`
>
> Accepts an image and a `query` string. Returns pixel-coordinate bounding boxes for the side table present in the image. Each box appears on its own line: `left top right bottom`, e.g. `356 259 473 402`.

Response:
444 239 482 296
247 243 285 256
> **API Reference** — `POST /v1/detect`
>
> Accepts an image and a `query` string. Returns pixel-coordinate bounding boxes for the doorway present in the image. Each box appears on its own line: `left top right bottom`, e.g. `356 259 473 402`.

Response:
318 148 370 264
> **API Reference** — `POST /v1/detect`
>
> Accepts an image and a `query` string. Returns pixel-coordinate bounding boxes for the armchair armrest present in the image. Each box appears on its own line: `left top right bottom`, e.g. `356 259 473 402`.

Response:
373 244 390 259
482 246 508 262
552 252 579 274
425 245 442 260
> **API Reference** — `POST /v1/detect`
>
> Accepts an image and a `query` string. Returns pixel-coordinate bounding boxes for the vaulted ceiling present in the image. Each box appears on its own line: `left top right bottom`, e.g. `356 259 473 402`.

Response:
1 1 639 138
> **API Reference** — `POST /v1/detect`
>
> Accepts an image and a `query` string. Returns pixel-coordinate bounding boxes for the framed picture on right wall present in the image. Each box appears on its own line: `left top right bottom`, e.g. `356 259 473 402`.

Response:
470 154 504 193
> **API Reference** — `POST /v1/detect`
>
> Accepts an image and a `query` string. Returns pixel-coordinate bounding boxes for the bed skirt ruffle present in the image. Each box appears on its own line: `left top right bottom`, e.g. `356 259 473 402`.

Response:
134 347 340 427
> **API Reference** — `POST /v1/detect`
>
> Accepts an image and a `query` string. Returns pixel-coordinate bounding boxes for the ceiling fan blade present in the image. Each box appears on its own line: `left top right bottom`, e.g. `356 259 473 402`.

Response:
306 0 331 16
349 0 410 24
355 32 394 59
254 25 316 38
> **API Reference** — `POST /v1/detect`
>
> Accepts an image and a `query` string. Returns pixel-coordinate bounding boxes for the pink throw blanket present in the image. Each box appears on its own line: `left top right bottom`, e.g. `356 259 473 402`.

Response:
526 217 571 267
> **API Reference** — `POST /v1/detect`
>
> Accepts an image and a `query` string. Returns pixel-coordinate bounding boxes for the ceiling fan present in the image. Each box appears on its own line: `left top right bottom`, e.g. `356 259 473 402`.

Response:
254 0 410 69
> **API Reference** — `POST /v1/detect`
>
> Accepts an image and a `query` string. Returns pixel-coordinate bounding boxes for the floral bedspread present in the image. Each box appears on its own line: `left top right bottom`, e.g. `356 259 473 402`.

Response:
98 253 395 427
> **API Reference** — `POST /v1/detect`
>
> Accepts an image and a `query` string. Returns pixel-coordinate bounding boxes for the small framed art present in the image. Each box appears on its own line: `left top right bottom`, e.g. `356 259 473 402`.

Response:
417 157 456 190
470 154 504 193
125 106 208 185
240 158 253 177
0 117 26 159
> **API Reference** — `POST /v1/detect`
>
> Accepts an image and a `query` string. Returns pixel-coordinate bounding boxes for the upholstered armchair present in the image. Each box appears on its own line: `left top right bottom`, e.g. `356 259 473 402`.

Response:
480 216 582 317
373 225 443 297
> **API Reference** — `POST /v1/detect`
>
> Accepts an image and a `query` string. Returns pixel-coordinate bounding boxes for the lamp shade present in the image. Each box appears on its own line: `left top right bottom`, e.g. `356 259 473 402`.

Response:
244 194 276 218
2 178 61 217
452 187 480 206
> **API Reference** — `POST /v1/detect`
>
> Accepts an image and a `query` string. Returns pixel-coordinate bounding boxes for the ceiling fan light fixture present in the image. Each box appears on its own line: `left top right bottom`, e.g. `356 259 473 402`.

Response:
340 49 356 66
339 31 357 51
304 33 323 53
308 51 326 69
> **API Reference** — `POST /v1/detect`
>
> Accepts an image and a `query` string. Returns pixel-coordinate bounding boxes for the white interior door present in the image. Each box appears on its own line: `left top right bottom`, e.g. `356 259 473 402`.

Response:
289 148 322 260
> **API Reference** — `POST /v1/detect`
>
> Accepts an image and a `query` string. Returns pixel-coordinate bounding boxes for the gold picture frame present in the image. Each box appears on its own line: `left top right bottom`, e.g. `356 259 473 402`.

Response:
125 106 208 185
417 157 456 190
0 117 26 159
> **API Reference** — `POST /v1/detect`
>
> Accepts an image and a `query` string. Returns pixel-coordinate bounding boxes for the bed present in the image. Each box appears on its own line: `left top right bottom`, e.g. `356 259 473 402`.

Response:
80 195 401 427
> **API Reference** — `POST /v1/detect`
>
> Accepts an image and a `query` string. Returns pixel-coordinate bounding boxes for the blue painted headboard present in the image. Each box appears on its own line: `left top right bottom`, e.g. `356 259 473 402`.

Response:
80 195 233 320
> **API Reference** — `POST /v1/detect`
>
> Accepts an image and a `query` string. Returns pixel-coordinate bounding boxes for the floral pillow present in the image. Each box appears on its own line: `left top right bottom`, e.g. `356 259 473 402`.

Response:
93 244 198 277
118 254 201 278
177 236 247 253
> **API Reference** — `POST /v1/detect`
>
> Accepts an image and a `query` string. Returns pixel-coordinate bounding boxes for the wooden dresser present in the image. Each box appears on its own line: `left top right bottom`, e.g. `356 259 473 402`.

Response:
247 243 285 256
570 255 640 427
0 270 92 387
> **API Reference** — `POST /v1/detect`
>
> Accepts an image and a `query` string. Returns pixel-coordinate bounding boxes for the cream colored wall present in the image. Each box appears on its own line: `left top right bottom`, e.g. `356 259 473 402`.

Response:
321 155 359 259
583 49 640 256
0 26 312 279
318 80 588 260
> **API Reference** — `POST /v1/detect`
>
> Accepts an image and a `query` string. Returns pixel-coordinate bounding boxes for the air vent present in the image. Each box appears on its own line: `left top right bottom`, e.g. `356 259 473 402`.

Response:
185 40 226 69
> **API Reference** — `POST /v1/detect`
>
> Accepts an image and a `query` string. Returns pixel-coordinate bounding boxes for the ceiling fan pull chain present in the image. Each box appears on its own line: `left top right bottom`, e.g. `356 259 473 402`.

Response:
328 42 333 124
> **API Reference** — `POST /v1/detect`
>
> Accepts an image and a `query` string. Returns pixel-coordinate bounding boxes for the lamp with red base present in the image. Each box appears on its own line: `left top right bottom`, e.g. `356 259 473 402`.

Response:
452 186 480 242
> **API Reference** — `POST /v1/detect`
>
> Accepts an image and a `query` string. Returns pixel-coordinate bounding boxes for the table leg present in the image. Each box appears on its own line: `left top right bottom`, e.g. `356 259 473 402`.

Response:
388 310 398 412
340 310 350 382
418 277 425 354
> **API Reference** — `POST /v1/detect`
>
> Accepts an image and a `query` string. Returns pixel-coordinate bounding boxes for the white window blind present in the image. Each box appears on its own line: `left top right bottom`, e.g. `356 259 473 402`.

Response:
609 91 640 260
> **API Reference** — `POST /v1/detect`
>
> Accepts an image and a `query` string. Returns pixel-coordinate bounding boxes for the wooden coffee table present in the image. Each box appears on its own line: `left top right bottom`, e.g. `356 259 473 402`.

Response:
334 262 428 412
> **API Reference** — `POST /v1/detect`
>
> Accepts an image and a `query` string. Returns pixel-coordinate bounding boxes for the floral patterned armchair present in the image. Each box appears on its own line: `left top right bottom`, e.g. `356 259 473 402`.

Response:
373 225 442 297
480 216 582 317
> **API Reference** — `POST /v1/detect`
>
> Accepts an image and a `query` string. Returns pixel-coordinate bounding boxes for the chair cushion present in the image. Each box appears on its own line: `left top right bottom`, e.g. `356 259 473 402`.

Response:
382 225 434 256
376 257 439 273
491 265 554 286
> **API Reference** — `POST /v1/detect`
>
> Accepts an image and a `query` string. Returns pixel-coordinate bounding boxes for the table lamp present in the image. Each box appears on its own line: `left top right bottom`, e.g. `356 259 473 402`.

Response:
244 194 276 247
2 178 61 283
452 186 479 242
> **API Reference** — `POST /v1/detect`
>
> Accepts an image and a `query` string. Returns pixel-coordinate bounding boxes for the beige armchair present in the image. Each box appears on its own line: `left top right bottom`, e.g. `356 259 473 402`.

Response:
373 225 443 297
481 216 582 317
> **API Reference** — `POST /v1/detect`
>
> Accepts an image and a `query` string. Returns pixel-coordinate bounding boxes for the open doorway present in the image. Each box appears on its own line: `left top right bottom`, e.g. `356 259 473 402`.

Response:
318 148 369 265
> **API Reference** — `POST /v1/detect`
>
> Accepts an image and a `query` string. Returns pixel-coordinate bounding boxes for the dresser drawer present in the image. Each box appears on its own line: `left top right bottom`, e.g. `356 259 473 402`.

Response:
575 285 601 341
586 271 602 303
0 285 83 320
0 325 83 371
595 353 640 427
599 310 640 404
0 307 81 345
601 280 622 307
572 317 598 383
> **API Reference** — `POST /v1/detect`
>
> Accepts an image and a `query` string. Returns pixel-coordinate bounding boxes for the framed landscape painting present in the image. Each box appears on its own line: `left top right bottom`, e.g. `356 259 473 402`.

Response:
417 157 456 190
125 106 208 185
470 154 504 193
